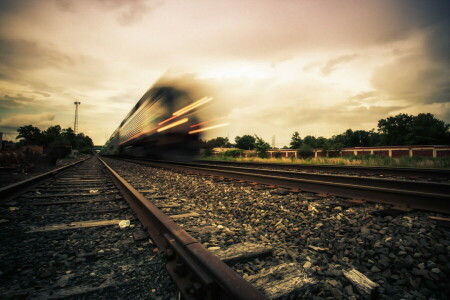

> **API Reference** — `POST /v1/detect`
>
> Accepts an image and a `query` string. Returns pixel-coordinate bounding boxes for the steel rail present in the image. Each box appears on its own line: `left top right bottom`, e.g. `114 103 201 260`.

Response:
0 157 91 203
98 157 267 300
185 162 450 195
197 159 450 179
119 158 450 215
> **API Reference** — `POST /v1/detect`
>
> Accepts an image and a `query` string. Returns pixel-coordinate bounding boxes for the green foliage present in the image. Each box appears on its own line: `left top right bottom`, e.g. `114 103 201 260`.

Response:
235 135 256 150
222 149 244 157
331 129 382 148
202 147 214 157
297 144 314 159
377 113 450 145
17 125 43 146
254 135 270 158
202 137 232 156
42 125 61 145
205 137 232 148
290 131 302 149
273 151 282 158
16 125 93 153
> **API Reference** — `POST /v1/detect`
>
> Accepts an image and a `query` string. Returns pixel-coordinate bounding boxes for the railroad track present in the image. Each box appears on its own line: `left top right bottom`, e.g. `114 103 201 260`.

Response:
102 157 450 299
116 158 450 215
2 156 449 299
0 157 266 299
197 159 450 180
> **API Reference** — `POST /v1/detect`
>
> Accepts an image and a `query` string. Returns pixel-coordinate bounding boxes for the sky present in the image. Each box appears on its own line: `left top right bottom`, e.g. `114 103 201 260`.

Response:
0 0 449 147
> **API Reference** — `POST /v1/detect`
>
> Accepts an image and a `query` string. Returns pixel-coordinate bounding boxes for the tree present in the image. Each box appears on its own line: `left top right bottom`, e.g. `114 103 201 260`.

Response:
254 135 270 158
235 135 256 150
297 144 314 159
75 133 94 154
378 113 450 145
42 125 61 145
377 113 414 145
17 124 94 154
303 135 317 148
290 131 302 149
206 137 232 148
405 113 450 145
62 127 76 147
315 137 328 148
331 129 378 147
16 125 43 146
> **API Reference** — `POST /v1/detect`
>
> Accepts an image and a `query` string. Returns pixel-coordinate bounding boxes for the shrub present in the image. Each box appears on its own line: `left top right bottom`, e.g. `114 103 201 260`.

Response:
273 151 282 158
297 145 314 159
203 147 214 157
223 149 244 158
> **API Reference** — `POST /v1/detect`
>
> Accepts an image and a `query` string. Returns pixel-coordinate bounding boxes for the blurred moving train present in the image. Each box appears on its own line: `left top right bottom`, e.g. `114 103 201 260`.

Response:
101 83 210 160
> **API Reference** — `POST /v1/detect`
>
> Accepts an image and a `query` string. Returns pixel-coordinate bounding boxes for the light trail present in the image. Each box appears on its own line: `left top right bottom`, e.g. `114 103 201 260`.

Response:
188 123 229 134
158 115 178 126
173 97 213 116
119 126 159 145
190 117 225 128
157 118 189 132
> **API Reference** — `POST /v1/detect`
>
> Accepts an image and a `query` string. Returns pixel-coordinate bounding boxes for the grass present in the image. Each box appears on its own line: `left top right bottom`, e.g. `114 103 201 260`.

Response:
201 155 450 168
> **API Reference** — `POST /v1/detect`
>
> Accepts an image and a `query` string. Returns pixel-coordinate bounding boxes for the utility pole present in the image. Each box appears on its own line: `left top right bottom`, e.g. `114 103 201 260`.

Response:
74 101 81 134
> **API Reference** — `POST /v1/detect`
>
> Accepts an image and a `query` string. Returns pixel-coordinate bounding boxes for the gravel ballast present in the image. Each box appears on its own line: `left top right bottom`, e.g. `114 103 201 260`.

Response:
104 157 450 299
0 158 177 299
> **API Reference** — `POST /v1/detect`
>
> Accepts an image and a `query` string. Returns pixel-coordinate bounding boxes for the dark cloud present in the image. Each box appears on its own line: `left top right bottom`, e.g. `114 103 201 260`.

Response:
0 0 26 13
0 112 56 138
0 37 75 71
321 54 358 76
371 48 450 105
0 94 35 110
424 20 450 68
370 2 450 106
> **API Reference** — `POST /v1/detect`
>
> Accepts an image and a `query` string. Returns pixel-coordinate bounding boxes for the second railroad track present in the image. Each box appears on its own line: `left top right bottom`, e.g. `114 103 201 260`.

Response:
116 158 450 215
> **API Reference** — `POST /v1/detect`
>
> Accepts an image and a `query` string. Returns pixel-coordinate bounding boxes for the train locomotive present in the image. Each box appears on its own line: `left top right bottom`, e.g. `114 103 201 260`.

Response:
102 84 208 160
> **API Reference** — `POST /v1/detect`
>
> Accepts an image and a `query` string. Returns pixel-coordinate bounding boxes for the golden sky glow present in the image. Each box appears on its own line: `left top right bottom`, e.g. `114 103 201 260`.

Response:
0 0 449 146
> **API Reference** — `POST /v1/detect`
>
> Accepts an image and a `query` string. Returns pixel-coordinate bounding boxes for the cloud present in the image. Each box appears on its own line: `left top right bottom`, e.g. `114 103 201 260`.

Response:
51 0 161 26
0 0 449 145
0 112 55 137
370 3 450 107
0 94 35 110
371 50 450 105
0 37 75 71
321 54 358 76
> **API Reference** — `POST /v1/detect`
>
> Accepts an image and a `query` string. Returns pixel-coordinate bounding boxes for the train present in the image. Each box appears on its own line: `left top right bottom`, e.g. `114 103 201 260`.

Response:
101 82 210 160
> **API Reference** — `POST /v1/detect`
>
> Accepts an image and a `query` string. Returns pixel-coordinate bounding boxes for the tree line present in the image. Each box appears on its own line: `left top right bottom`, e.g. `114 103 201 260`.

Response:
15 125 94 154
202 113 450 157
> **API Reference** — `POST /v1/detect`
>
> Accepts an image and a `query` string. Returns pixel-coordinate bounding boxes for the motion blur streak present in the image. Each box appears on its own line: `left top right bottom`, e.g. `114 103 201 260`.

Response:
119 126 159 145
158 115 178 126
190 117 225 128
173 97 213 116
157 118 189 132
189 123 229 134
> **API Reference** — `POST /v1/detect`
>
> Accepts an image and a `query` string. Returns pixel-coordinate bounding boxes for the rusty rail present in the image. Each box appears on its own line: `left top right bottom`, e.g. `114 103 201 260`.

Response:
197 159 450 178
98 157 266 300
117 158 450 215
0 157 91 203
